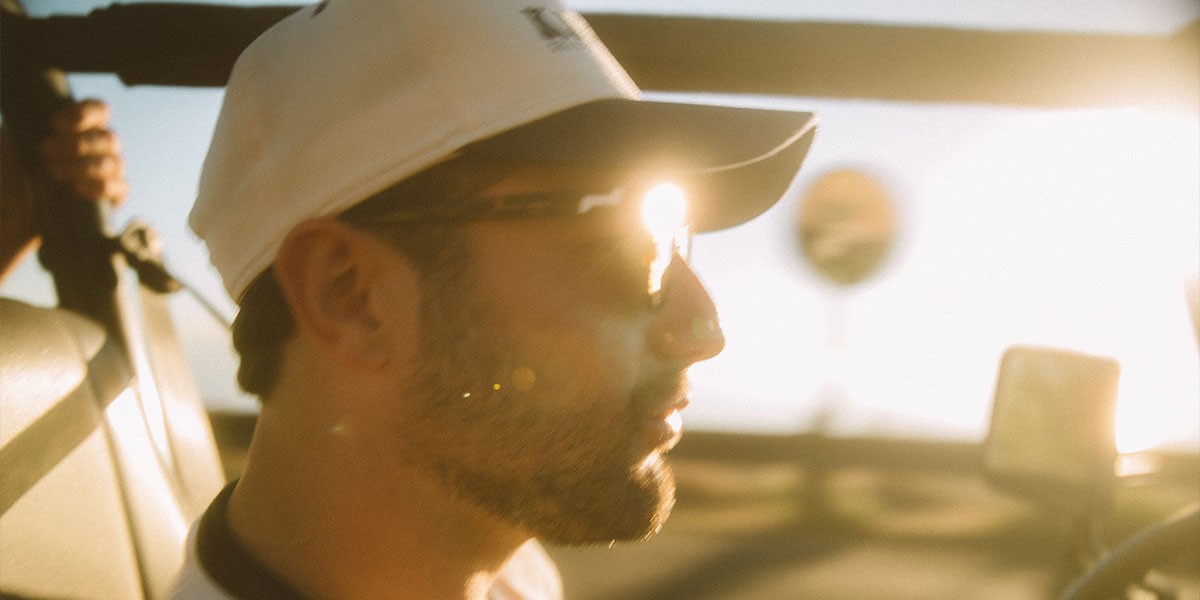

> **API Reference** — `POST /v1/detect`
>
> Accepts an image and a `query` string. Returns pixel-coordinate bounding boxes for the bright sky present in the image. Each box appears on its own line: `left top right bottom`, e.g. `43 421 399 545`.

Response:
5 0 1199 452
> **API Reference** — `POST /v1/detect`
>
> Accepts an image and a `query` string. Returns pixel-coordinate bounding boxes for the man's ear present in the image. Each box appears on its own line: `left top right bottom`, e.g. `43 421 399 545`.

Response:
272 219 413 370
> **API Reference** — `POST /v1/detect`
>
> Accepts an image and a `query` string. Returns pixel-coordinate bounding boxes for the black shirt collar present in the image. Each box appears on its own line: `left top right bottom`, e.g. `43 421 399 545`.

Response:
196 481 312 600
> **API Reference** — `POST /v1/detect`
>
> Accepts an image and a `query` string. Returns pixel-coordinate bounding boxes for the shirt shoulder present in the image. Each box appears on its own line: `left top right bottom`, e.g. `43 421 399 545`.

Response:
487 539 563 600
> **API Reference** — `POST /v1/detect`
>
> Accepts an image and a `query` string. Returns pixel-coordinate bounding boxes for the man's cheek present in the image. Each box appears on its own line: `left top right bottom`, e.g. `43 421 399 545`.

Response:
504 326 605 414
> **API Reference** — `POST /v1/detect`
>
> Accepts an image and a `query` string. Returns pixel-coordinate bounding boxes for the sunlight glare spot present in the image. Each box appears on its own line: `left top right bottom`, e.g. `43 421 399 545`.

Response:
641 182 688 295
641 182 687 234
511 367 537 391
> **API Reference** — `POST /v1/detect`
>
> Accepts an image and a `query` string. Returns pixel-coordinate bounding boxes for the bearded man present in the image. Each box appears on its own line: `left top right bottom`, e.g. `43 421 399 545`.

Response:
168 1 816 598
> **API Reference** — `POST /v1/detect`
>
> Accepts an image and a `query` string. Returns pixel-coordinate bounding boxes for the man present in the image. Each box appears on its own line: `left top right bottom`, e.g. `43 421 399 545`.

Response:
170 1 816 598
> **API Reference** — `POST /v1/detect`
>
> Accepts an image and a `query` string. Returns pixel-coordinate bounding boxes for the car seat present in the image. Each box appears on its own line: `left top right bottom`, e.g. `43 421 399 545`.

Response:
0 297 225 599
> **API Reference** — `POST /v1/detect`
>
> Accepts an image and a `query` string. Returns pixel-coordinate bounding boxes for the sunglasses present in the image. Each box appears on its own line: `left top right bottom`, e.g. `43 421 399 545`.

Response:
360 181 694 308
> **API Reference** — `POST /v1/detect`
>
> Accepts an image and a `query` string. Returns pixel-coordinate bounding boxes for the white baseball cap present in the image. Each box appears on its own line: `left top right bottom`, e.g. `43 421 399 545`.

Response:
190 0 817 300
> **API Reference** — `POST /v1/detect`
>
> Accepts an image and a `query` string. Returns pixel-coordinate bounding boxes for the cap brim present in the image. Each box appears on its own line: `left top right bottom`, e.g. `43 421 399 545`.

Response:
459 98 817 232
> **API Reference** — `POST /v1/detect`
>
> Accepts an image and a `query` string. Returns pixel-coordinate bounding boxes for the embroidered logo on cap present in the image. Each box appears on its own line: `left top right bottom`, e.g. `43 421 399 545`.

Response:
521 6 583 50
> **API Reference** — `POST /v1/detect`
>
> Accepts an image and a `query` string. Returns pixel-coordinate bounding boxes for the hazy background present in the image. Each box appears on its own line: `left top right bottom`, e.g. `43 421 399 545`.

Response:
4 0 1198 453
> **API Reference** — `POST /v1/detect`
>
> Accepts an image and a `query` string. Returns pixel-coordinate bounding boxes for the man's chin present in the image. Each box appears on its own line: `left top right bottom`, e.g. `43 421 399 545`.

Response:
537 501 674 547
534 460 678 546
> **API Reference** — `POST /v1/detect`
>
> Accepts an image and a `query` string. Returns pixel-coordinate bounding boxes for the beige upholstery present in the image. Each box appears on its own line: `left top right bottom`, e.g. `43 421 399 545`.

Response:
0 298 225 599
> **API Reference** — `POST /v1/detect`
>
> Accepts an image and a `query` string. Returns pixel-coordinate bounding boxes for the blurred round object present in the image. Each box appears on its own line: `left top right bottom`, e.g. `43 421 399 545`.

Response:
795 168 897 286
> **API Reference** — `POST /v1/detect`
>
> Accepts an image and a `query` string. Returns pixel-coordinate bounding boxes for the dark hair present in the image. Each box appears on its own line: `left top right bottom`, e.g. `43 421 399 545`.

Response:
230 158 514 398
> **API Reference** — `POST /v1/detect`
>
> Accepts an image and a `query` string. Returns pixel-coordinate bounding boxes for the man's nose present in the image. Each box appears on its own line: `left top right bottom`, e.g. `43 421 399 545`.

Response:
648 255 726 365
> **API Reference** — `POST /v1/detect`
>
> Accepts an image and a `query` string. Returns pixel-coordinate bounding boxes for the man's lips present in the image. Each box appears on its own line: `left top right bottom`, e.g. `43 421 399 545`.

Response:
642 397 689 451
660 397 689 428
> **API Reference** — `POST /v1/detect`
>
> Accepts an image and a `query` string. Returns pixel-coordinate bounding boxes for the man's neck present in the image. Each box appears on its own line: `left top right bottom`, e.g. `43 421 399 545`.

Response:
225 404 530 600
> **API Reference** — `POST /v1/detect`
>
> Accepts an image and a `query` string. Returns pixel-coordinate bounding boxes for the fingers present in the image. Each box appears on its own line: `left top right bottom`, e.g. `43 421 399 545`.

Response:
63 161 128 201
40 99 127 206
41 127 121 160
45 153 122 182
50 98 112 134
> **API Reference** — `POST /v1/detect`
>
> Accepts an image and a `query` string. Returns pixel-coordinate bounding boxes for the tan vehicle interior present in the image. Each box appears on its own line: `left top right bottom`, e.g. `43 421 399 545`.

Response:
1 3 1195 599
1 297 224 599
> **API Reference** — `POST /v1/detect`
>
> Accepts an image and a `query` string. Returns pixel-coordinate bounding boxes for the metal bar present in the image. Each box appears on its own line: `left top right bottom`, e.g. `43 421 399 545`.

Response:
588 15 1200 113
2 4 1196 112
0 3 300 86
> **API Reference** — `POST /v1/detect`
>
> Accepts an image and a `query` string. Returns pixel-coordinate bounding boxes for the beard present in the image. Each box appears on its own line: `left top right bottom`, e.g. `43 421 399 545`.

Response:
435 427 678 545
395 257 682 545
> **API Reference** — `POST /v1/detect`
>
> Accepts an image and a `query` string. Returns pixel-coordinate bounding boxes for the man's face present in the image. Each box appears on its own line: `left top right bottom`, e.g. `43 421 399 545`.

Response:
387 177 725 545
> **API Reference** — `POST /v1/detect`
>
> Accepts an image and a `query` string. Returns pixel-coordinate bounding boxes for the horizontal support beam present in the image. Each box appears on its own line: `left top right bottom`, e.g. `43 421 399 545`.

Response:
1 3 300 87
588 14 1200 113
3 4 1196 112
